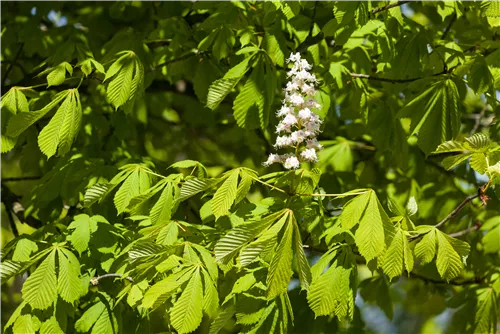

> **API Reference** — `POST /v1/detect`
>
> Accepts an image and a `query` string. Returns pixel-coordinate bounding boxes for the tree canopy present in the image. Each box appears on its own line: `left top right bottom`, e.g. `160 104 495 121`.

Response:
1 1 500 333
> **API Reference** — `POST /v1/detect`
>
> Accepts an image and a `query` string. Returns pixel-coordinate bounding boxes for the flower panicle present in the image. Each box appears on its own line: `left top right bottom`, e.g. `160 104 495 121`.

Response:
263 52 323 170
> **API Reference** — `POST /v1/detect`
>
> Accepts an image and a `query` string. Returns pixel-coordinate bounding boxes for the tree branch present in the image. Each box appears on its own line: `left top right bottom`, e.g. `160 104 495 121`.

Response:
410 272 486 286
2 176 41 182
448 221 481 238
147 50 202 74
409 193 479 242
441 13 457 40
349 68 448 84
372 1 411 15
2 43 24 87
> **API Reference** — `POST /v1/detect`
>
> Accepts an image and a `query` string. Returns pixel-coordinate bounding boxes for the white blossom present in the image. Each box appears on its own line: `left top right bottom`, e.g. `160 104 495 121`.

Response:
283 156 300 169
263 52 324 169
282 114 298 126
263 153 282 167
300 148 318 162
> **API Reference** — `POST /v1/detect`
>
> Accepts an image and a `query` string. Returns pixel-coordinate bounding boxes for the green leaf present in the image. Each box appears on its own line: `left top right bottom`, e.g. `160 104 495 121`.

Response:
206 78 239 110
398 79 461 155
6 90 69 137
57 248 84 304
114 168 150 214
180 178 217 201
353 190 394 262
156 222 179 245
474 288 497 334
171 268 204 334
47 62 73 87
293 217 311 291
212 170 239 219
75 300 106 333
12 238 38 262
13 314 41 334
233 62 264 130
22 249 57 310
307 249 355 319
1 260 24 282
38 89 82 158
414 228 437 264
209 306 236 334
267 214 294 300
107 59 133 109
40 316 64 334
436 230 470 281
339 191 371 229
235 169 256 204
67 214 98 255
381 229 405 280
215 210 285 264
142 267 195 309
84 183 113 208
150 181 180 224
359 276 393 320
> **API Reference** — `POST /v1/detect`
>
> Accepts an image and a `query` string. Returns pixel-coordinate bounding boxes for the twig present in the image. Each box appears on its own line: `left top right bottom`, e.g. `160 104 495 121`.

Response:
297 191 369 197
448 222 481 238
372 1 411 15
2 43 24 87
349 68 448 84
469 105 486 136
2 176 41 182
90 274 133 286
409 194 479 241
148 50 202 74
410 272 486 286
434 194 478 229
442 13 457 40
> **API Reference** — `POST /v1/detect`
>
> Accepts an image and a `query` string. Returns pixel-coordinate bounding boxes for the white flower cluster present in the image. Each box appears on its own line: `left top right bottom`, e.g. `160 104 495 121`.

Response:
263 53 323 170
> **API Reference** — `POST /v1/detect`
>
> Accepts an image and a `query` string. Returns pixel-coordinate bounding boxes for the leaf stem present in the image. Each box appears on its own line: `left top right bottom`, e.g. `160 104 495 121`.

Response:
90 274 133 286
250 176 288 194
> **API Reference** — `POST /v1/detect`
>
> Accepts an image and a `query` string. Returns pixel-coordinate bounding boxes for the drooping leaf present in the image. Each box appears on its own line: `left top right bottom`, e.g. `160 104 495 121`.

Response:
22 249 57 310
170 268 204 334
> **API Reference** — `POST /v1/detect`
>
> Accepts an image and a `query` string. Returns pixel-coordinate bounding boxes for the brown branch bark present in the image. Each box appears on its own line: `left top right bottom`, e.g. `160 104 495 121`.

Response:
372 1 411 15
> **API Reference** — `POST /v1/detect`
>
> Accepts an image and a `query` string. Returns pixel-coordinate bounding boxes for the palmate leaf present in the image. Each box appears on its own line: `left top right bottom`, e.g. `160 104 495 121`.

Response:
180 178 217 201
105 51 144 110
215 210 286 264
57 248 85 304
84 183 113 207
46 62 73 87
67 214 99 255
12 238 38 262
381 228 414 280
201 269 219 318
141 267 196 309
75 300 106 333
436 230 470 281
170 267 204 334
293 217 312 291
233 60 264 130
1 260 24 282
22 249 58 310
212 169 239 219
307 249 355 319
38 89 82 158
413 226 437 264
150 181 180 224
40 316 65 334
6 90 69 138
235 168 257 205
13 314 41 334
1 87 30 114
209 306 236 334
114 167 151 214
267 215 294 300
474 288 497 334
398 79 461 155
344 190 394 262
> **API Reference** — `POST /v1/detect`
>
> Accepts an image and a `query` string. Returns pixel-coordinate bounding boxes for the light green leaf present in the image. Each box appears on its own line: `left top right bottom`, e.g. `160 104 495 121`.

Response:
22 249 57 310
156 222 179 245
293 217 311 291
215 210 285 264
75 300 105 333
67 214 98 255
38 89 82 158
339 191 371 229
57 248 84 304
150 182 180 224
382 229 405 280
206 78 239 110
398 79 461 155
84 183 113 208
7 90 69 137
233 61 264 130
171 268 204 334
40 316 64 334
414 228 437 264
13 239 38 262
209 306 235 334
267 214 293 300
13 314 40 334
142 267 195 309
47 62 72 87
436 230 470 281
474 288 497 334
212 170 239 219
